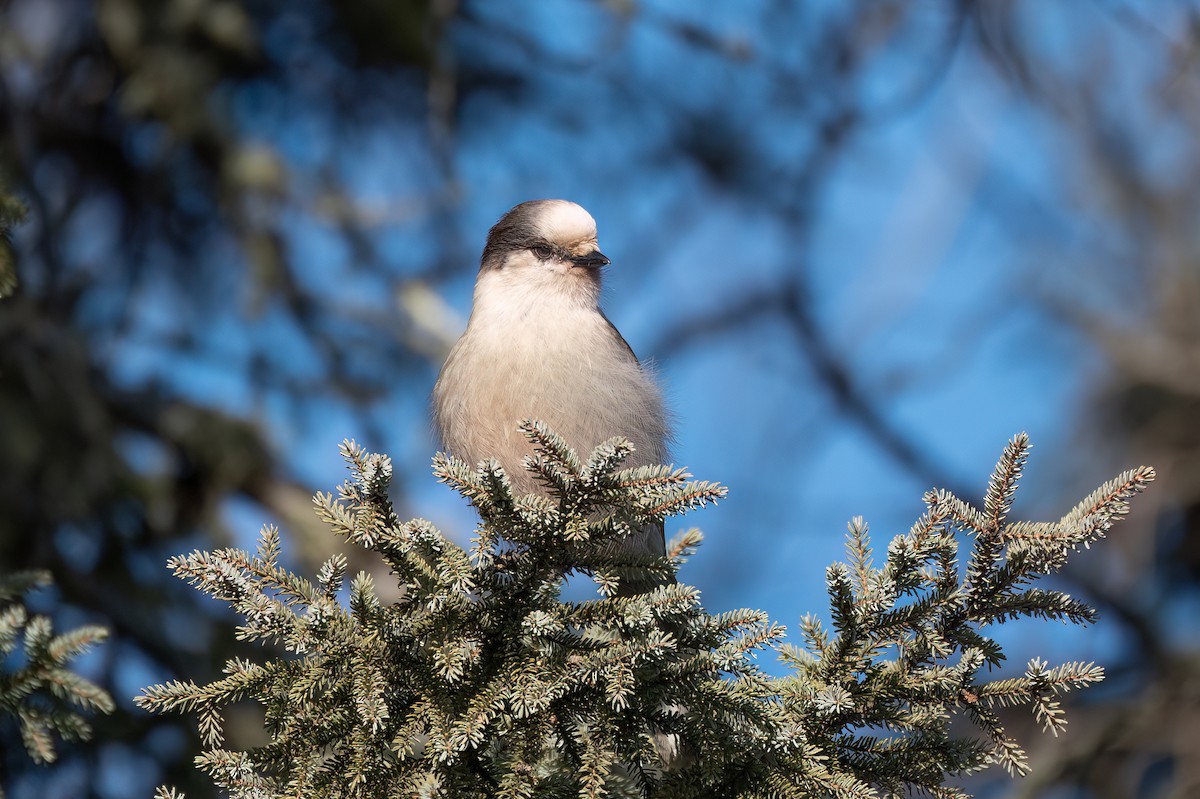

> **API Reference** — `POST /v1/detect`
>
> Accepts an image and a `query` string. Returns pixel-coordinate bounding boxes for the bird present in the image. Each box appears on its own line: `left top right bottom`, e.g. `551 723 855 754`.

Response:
432 199 672 594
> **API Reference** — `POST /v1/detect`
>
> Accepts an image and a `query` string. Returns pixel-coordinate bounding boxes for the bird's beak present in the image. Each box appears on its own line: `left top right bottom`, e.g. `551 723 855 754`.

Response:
569 249 610 269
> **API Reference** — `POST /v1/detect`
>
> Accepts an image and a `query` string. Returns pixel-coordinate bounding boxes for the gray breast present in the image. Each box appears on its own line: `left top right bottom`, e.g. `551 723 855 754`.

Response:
433 315 669 496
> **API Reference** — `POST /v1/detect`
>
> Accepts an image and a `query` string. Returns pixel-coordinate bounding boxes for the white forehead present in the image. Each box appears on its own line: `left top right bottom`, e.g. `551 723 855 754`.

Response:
532 200 598 243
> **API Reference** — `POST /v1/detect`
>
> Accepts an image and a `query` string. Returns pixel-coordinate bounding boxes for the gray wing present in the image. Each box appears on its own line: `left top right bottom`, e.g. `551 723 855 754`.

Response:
599 310 639 361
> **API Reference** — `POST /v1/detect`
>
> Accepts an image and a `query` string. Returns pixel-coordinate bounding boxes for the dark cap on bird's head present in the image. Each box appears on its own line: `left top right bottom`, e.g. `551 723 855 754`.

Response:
480 200 609 272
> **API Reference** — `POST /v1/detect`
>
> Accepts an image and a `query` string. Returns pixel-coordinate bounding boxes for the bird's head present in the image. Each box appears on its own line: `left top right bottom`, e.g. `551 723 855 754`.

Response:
478 200 611 302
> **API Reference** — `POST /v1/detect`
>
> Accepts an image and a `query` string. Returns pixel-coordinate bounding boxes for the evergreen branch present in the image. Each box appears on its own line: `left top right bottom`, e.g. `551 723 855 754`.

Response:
0 573 113 767
771 436 1153 795
0 570 51 602
638 481 727 519
982 434 1031 533
139 428 1152 799
582 438 638 484
520 419 584 477
522 453 577 498
666 527 704 563
604 464 694 492
1057 466 1156 551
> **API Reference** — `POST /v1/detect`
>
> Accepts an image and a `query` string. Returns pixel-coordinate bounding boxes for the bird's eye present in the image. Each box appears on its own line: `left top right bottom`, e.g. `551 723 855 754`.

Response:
531 245 554 260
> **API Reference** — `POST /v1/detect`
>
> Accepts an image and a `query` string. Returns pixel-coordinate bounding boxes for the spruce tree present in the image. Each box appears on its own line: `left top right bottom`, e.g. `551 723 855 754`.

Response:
137 424 1153 798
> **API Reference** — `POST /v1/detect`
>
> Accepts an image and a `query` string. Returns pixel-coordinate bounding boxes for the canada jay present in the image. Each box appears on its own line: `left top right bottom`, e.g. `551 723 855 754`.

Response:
433 199 672 593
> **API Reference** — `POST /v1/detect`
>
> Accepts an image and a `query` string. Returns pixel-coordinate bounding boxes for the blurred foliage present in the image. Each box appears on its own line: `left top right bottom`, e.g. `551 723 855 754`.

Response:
0 179 22 298
0 0 1197 797
0 571 113 783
